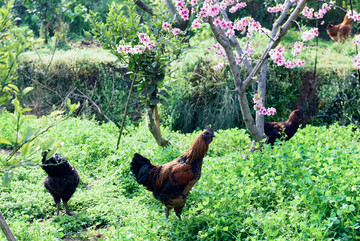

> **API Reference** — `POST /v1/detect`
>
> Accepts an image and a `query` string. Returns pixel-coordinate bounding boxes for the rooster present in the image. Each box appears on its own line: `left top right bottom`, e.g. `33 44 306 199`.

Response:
41 151 79 216
326 13 353 43
264 107 303 145
131 125 215 219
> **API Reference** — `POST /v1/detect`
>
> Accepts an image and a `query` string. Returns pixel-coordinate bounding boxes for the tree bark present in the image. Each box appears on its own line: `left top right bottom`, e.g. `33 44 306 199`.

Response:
164 0 189 30
0 211 16 241
134 0 153 15
147 106 170 147
153 104 161 135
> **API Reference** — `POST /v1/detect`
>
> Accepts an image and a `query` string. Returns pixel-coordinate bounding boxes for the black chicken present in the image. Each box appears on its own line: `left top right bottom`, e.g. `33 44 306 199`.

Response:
41 151 79 216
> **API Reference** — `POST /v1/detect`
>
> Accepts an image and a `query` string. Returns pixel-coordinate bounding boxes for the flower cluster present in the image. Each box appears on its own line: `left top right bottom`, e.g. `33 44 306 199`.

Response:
267 4 284 13
348 10 360 22
253 93 276 116
269 45 305 69
353 35 360 46
162 22 182 35
175 0 190 20
302 6 314 19
291 42 304 56
354 54 360 69
229 2 246 13
314 3 331 19
301 28 318 41
117 33 155 55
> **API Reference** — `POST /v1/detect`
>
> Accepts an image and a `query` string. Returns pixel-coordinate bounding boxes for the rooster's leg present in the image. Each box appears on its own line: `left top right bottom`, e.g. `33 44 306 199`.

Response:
165 207 169 219
174 208 182 220
63 202 74 216
56 202 60 216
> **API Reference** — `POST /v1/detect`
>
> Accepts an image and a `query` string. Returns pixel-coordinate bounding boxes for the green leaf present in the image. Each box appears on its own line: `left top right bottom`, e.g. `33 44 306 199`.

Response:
49 110 63 117
2 171 14 187
22 87 33 95
149 98 160 105
7 84 19 92
45 149 57 160
159 98 169 107
20 108 32 114
20 142 32 155
69 102 80 113
40 116 48 128
0 137 12 146
24 127 34 142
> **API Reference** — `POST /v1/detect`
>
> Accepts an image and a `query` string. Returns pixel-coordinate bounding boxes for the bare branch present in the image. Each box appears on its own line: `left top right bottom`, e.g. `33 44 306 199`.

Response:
134 0 153 15
74 88 121 129
208 17 242 91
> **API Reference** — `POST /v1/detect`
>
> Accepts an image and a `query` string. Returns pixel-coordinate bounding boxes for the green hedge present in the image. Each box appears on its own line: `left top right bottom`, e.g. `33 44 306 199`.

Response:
15 59 143 125
13 56 360 134
163 58 360 133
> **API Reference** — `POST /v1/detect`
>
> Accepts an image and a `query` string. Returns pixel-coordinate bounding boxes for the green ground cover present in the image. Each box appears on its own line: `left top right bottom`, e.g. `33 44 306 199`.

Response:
1 112 360 240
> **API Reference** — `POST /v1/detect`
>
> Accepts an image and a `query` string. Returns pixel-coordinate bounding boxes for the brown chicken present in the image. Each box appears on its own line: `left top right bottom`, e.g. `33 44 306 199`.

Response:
264 107 303 145
326 13 353 43
130 125 215 219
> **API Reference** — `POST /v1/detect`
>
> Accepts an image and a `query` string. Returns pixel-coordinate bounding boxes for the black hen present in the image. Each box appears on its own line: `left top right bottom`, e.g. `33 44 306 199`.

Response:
41 151 79 216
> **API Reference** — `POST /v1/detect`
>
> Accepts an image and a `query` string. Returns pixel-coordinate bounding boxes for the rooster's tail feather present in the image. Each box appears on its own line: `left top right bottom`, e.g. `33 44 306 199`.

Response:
131 153 153 185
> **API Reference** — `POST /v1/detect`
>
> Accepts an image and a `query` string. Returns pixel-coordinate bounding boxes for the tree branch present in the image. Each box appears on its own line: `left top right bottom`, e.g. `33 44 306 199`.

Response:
242 0 308 90
134 0 153 16
0 211 16 241
220 9 254 73
74 88 121 129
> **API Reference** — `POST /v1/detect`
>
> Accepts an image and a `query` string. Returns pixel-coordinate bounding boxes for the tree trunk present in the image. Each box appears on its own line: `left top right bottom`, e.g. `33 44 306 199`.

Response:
250 62 268 151
146 106 170 147
42 20 48 44
153 104 161 135
0 211 16 241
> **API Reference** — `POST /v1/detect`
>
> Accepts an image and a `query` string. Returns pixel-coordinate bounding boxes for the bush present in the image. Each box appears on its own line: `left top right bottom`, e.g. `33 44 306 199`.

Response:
15 59 143 125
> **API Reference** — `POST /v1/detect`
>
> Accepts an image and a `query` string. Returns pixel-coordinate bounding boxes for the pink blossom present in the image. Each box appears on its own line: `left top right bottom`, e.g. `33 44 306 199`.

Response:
176 0 185 8
348 10 360 22
266 107 276 116
268 4 284 13
191 0 197 6
172 28 180 35
229 2 247 13
353 54 360 69
353 35 360 46
301 28 318 41
214 18 221 26
220 20 228 29
192 19 201 28
285 60 295 69
291 42 303 56
258 106 267 115
208 4 220 18
162 22 171 31
293 58 305 67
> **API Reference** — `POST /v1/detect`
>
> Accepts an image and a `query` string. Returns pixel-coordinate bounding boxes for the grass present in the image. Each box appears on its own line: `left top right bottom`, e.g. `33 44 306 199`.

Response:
1 112 360 240
20 44 117 65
